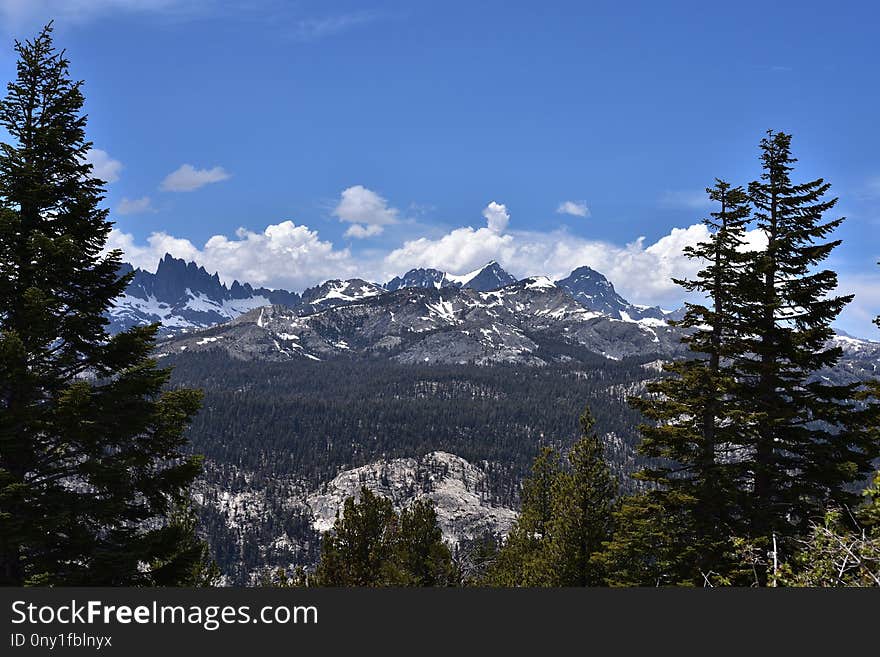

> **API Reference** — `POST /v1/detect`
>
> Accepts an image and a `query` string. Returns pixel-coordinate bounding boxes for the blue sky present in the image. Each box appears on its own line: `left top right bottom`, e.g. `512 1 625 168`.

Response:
1 0 879 335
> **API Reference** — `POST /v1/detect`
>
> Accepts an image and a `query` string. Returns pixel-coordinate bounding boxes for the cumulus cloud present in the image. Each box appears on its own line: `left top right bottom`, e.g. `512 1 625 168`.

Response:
107 220 358 290
385 227 515 276
482 201 510 233
106 228 200 268
116 196 155 215
344 223 384 239
383 201 736 308
384 225 706 308
160 164 231 192
556 200 590 218
85 148 122 183
333 185 399 238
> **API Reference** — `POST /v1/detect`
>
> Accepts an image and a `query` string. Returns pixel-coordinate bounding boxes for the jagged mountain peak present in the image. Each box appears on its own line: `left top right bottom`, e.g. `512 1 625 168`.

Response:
387 261 517 293
555 265 674 322
452 261 517 291
108 254 300 335
384 267 449 292
301 278 385 308
112 254 687 342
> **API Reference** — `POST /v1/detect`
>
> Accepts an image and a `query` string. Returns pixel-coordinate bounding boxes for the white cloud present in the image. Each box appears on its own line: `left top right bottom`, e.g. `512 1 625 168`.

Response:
85 148 122 183
107 220 358 290
106 228 200 268
383 202 724 308
160 164 231 192
333 185 399 238
385 226 515 276
482 201 510 233
116 196 154 215
344 223 384 239
659 189 712 210
556 200 590 218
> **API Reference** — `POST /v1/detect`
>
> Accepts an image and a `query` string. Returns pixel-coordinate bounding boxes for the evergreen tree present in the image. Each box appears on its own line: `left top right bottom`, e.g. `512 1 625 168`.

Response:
859 471 880 533
488 406 617 587
0 24 205 585
389 499 457 586
537 408 616 586
485 446 560 586
315 487 396 586
314 488 456 586
614 180 752 585
736 131 880 582
598 493 692 586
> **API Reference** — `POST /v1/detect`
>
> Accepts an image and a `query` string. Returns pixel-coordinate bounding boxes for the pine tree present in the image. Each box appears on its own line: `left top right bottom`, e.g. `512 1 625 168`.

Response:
485 446 560 586
487 406 617 586
736 131 880 583
0 24 205 585
536 408 616 586
389 499 457 586
314 488 456 586
616 180 753 585
315 487 396 586
598 492 692 586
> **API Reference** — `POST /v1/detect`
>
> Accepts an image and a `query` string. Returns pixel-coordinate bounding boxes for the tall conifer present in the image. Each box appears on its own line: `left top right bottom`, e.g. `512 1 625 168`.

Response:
0 24 205 585
537 409 616 586
620 180 752 584
736 131 879 583
485 447 560 586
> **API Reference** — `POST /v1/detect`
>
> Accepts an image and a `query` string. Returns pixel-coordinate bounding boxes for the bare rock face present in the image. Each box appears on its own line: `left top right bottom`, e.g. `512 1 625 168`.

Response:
157 277 687 365
305 451 518 546
108 254 301 336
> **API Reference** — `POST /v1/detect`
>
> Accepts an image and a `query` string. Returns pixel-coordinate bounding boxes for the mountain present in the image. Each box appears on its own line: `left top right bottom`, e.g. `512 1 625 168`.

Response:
158 275 686 364
108 254 301 335
556 265 678 322
300 278 386 311
384 261 517 293
194 449 517 584
384 267 450 291
307 451 518 547
453 261 518 291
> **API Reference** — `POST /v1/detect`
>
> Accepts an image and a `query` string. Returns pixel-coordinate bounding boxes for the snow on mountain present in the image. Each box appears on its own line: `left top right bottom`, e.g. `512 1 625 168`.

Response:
384 267 451 291
387 261 518 293
452 261 518 291
159 275 685 365
300 278 386 309
832 331 880 353
306 451 517 546
523 275 556 290
556 265 678 323
109 255 709 364
111 255 690 345
108 254 300 335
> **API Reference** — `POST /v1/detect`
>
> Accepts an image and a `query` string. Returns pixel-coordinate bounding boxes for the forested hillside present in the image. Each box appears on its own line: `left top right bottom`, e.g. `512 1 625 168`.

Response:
165 352 657 582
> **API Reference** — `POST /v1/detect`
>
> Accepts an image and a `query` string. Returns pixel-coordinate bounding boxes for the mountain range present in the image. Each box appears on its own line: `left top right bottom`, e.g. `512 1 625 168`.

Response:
110 255 679 338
